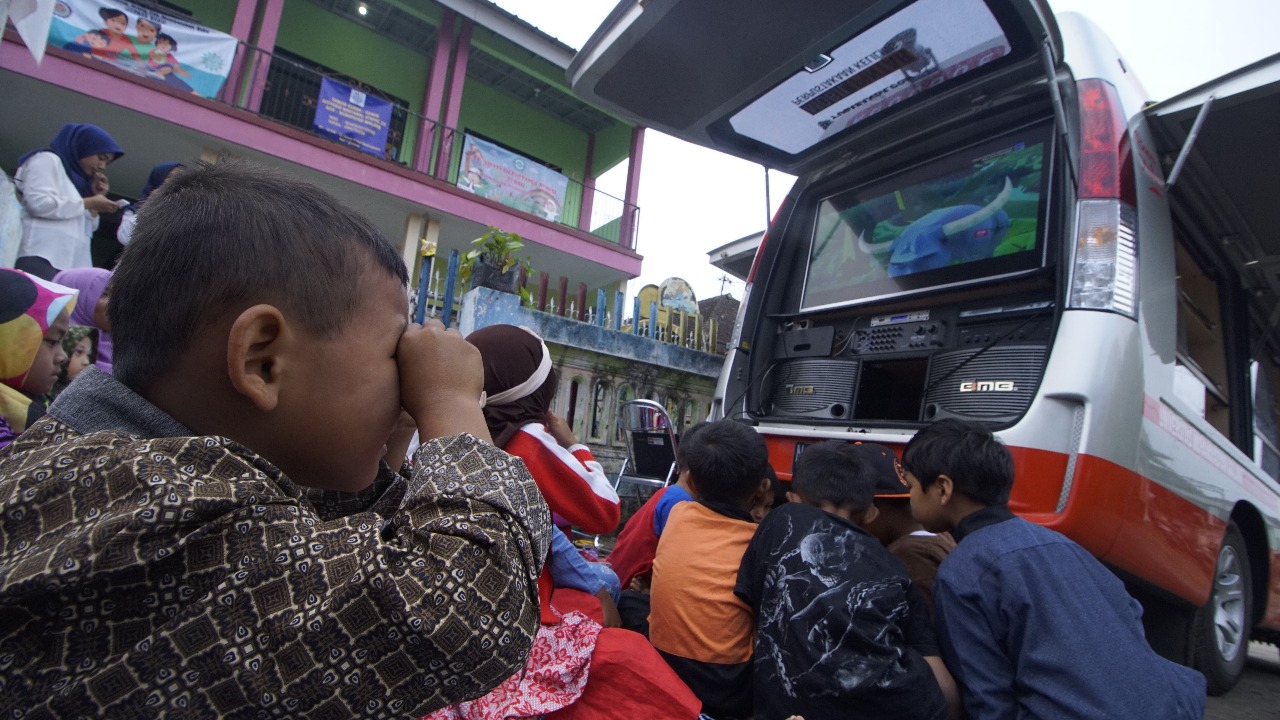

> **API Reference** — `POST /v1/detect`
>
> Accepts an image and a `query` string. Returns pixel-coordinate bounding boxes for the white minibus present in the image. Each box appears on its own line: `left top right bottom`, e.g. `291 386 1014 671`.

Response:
571 0 1280 693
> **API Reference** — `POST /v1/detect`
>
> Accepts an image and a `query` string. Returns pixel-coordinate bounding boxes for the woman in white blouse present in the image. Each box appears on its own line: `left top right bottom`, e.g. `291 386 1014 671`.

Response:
14 123 123 279
116 162 181 247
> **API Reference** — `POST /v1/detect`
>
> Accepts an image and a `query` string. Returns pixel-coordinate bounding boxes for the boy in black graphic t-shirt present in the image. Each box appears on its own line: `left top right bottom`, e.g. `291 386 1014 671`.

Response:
735 441 960 720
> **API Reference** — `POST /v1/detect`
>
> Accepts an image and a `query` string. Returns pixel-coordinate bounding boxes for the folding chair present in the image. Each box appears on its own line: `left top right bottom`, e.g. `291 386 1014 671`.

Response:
614 399 679 490
575 399 680 555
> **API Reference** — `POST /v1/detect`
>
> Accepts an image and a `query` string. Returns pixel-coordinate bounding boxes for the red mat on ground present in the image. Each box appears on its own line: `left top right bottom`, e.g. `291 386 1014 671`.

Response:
544 626 701 720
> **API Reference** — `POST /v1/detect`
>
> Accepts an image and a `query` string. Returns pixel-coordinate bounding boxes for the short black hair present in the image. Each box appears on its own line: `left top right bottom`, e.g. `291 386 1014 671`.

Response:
902 419 1014 506
680 420 768 505
99 8 126 21
675 421 709 472
111 158 408 390
155 33 177 49
791 441 874 512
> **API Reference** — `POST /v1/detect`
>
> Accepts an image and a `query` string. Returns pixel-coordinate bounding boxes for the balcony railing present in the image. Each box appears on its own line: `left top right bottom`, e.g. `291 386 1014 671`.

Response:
50 34 639 249
411 250 721 356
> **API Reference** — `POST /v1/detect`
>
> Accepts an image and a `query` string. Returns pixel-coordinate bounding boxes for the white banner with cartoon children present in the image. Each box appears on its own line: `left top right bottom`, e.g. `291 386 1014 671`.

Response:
456 134 570 223
46 0 238 99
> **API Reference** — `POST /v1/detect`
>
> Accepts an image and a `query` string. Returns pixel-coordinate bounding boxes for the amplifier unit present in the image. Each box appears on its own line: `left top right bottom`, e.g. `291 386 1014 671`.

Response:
768 358 859 420
922 345 1046 423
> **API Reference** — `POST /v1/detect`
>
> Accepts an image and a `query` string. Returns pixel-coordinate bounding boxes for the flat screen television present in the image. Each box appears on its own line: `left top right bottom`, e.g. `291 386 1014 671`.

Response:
799 122 1052 312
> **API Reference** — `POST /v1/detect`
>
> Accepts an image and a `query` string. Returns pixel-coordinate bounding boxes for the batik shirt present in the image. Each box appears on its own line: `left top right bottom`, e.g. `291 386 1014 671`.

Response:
0 368 552 719
735 503 947 720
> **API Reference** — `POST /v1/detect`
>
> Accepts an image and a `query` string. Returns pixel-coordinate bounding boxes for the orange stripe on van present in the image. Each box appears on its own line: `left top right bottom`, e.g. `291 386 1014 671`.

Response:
1019 452 1221 607
762 435 1225 609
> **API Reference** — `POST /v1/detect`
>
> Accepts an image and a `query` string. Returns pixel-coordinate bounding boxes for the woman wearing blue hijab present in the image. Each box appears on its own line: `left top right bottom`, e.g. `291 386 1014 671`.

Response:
116 162 181 246
14 123 124 280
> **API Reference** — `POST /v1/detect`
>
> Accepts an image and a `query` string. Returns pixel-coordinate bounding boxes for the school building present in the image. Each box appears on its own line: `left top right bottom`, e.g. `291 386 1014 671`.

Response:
1 0 644 297
1 0 731 465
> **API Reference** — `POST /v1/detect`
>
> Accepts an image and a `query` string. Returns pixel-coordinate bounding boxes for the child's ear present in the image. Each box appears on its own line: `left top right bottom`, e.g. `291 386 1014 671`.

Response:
226 304 289 412
860 503 880 525
785 490 802 504
756 475 773 498
934 474 955 505
750 476 773 509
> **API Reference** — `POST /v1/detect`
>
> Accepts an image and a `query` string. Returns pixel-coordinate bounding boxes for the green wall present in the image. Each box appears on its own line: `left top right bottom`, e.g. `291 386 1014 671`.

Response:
455 83 587 176
172 0 237 33
276 2 430 112
466 24 633 176
590 121 633 179
271 1 431 158
175 0 634 218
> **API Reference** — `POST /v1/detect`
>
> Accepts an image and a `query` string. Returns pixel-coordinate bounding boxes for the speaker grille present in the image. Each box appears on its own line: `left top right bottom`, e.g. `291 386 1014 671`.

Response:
768 359 859 419
923 345 1046 421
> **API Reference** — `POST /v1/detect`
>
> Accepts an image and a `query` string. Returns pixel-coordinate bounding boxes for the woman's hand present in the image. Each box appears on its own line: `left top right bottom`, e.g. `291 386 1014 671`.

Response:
545 411 577 448
84 194 118 215
92 172 110 196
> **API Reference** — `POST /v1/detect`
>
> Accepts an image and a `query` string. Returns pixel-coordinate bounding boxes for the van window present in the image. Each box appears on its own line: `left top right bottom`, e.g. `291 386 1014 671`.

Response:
729 0 1011 155
1174 241 1230 435
1251 359 1280 478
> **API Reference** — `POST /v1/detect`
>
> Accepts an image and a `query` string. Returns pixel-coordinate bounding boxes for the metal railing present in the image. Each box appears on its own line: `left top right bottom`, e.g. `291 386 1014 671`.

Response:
217 41 638 248
412 251 720 355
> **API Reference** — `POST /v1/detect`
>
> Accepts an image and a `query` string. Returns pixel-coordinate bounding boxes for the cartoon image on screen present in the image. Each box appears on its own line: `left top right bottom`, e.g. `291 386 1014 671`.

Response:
801 129 1047 310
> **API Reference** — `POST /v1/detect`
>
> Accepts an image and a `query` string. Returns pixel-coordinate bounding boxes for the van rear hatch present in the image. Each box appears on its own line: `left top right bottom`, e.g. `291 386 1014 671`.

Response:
1144 54 1280 355
569 0 1061 175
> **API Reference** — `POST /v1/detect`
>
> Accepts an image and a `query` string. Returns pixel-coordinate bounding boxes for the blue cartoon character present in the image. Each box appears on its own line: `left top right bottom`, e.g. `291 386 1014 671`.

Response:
884 177 1013 277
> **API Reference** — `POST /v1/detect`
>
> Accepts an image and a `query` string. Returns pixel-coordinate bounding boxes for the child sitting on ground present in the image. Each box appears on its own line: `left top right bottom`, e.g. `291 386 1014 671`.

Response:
0 269 75 449
48 324 97 399
439 323 698 719
610 421 704 593
608 422 705 635
52 267 113 374
736 441 959 720
0 159 551 718
903 419 1206 719
466 324 622 611
856 442 955 618
648 420 772 720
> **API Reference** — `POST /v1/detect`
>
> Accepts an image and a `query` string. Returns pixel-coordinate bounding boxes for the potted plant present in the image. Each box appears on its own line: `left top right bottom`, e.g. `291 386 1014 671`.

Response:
462 226 532 295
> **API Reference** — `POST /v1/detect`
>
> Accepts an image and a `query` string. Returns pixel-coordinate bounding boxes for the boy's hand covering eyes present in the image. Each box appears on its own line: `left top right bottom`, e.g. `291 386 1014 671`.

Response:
397 319 492 442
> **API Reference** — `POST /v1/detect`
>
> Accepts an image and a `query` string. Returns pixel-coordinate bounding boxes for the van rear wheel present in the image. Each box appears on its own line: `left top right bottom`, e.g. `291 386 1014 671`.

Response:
1192 523 1251 695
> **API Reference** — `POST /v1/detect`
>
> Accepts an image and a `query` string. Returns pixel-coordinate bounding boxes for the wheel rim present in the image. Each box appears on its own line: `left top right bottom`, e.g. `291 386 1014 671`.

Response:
1213 545 1246 662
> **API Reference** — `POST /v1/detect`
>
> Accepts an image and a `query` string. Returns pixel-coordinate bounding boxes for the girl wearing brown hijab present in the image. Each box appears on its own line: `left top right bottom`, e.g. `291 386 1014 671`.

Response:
469 324 621 538
430 326 698 719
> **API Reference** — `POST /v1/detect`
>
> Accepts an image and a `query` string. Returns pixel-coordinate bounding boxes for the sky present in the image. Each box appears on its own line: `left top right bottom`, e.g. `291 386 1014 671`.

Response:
492 0 1280 304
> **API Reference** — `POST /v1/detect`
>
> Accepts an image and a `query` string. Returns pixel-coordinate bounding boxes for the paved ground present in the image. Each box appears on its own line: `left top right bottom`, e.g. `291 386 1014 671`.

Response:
1204 642 1280 720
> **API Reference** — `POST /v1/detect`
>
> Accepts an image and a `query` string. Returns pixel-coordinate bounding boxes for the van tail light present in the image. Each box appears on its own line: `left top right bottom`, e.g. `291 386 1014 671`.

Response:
746 196 790 285
1069 79 1138 319
734 197 791 351
728 282 752 352
1069 200 1137 317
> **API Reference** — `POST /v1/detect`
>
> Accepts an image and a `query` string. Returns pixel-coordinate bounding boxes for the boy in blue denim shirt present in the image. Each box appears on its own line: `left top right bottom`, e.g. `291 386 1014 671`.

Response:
902 419 1206 719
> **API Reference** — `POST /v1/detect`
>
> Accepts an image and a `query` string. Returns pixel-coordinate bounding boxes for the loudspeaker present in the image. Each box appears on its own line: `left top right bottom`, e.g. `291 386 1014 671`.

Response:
922 345 1046 423
768 358 859 420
